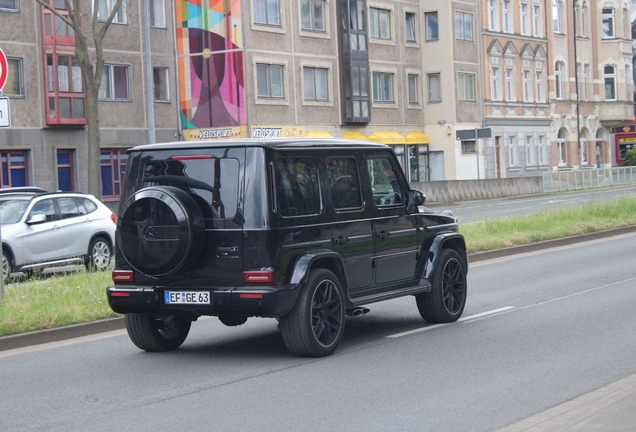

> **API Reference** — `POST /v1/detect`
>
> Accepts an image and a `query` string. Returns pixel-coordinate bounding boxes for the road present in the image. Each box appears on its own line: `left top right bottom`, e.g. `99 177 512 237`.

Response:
430 184 636 224
1 232 635 431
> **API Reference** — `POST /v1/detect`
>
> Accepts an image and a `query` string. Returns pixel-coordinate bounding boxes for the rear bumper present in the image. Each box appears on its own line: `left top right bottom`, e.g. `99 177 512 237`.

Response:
106 284 300 318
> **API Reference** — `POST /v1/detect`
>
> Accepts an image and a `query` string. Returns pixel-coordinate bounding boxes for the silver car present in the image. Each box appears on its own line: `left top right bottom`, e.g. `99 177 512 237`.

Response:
0 188 116 281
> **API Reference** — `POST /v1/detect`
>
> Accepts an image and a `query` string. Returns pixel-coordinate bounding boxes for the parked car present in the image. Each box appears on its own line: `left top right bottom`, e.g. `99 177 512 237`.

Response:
0 188 116 281
107 138 468 357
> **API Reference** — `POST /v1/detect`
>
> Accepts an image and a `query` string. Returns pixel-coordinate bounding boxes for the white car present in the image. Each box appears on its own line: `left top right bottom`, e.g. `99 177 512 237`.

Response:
0 188 116 281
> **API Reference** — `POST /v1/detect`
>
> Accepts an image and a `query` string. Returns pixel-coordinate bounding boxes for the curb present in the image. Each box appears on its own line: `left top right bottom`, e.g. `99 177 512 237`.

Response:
1 225 635 352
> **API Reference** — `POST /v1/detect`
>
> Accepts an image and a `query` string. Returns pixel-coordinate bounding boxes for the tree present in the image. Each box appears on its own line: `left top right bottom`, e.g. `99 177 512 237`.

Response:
624 149 636 166
35 0 124 200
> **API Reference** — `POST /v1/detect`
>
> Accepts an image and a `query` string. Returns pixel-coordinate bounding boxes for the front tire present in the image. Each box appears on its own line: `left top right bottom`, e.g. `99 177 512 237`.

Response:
125 314 191 352
416 248 467 323
87 237 112 271
280 269 346 357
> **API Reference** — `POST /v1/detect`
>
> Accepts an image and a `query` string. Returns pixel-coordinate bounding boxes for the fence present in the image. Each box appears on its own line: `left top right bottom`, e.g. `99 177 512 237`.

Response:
542 167 636 193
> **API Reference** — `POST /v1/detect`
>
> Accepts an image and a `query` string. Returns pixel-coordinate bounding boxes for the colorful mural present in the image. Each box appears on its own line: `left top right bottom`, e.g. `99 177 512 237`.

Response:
176 0 245 133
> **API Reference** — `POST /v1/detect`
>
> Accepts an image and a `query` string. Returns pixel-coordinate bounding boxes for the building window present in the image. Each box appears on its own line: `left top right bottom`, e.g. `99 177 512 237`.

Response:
604 65 616 100
254 0 280 26
425 11 438 41
626 65 631 100
580 2 587 36
557 129 567 166
4 58 24 97
505 68 515 101
582 64 589 101
457 72 475 101
580 136 588 165
150 0 166 28
555 61 564 99
602 8 614 38
0 0 18 12
455 12 473 41
57 150 74 191
101 149 128 198
461 140 476 154
552 0 561 33
520 2 530 35
522 70 532 102
99 64 130 101
97 0 127 24
405 12 416 42
153 67 169 102
538 135 545 165
303 67 328 101
533 4 543 37
491 66 501 101
257 63 284 98
526 135 534 165
508 135 517 166
502 0 512 33
369 7 391 40
0 151 28 187
407 74 419 104
301 0 325 32
623 8 629 39
427 73 441 103
488 0 499 31
373 72 394 102
46 54 86 121
536 70 544 102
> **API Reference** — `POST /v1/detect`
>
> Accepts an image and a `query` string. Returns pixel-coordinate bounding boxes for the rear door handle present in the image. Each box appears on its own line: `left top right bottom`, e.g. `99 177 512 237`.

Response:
377 231 389 240
218 246 239 256
334 236 348 245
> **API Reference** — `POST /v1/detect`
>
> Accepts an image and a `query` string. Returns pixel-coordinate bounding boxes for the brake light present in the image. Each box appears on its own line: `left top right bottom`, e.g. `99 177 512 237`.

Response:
112 270 134 283
110 213 116 224
110 291 130 297
169 155 214 160
239 293 264 299
244 271 273 284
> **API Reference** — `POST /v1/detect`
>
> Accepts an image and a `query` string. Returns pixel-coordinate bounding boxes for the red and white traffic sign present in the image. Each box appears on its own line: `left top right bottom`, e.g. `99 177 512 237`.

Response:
0 48 8 91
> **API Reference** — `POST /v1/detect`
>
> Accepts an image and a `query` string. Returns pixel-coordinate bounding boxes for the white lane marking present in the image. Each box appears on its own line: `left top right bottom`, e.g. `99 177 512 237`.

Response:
386 307 515 339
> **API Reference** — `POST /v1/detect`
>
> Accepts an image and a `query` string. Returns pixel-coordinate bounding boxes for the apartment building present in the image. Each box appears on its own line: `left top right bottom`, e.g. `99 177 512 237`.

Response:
0 0 179 200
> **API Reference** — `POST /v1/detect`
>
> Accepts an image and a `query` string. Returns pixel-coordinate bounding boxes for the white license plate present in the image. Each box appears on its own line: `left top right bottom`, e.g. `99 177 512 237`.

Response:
164 291 210 305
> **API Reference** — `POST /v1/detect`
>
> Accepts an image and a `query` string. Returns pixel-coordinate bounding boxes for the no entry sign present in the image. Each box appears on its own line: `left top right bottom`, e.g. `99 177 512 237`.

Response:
0 48 8 91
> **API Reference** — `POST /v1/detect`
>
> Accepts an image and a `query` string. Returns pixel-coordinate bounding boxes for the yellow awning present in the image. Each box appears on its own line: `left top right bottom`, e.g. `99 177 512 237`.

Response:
305 131 333 138
406 131 430 144
367 131 406 144
342 131 368 140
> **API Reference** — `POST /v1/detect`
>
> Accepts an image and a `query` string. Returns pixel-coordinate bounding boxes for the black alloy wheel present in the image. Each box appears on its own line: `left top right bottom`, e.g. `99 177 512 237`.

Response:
280 269 346 357
416 248 467 323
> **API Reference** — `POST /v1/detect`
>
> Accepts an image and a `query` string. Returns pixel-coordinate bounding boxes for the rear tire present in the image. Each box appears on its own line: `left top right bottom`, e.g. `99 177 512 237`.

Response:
86 237 112 271
416 248 467 323
125 314 191 352
2 251 12 282
280 269 345 357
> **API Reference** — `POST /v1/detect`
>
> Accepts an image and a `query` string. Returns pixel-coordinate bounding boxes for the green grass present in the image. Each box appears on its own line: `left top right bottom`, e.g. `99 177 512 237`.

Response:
1 196 636 338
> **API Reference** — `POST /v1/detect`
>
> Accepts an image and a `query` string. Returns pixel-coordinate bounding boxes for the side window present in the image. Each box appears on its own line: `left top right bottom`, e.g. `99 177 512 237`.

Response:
30 199 57 223
327 157 362 210
275 157 321 217
57 197 85 219
80 197 98 214
367 156 404 207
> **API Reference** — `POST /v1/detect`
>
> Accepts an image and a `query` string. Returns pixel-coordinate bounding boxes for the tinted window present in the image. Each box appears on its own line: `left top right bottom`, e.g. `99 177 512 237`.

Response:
275 157 321 217
327 157 362 210
57 197 86 219
141 156 239 219
367 156 405 206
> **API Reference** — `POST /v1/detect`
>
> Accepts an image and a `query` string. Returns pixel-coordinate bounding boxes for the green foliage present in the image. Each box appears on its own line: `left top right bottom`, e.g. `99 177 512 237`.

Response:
624 149 636 166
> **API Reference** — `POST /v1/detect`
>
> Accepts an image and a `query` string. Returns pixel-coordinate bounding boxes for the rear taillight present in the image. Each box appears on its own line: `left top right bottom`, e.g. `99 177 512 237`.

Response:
112 270 134 283
244 270 273 284
110 213 116 224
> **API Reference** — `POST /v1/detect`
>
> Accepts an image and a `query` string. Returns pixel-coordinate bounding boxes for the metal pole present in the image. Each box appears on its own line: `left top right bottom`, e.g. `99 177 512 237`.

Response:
142 0 156 143
475 129 480 180
572 0 580 163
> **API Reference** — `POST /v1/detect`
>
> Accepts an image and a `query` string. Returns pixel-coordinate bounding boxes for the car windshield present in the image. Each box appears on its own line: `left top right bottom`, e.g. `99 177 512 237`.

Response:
0 199 30 224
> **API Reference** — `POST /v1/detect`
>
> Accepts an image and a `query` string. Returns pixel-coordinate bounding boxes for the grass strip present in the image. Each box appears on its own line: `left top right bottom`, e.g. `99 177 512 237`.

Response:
1 197 636 337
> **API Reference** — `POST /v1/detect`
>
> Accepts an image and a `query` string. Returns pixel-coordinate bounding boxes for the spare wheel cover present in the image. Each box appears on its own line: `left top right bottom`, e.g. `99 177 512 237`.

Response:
118 186 205 277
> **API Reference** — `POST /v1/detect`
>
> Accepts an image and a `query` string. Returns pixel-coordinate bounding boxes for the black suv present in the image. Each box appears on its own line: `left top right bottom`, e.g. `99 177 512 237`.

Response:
107 139 468 357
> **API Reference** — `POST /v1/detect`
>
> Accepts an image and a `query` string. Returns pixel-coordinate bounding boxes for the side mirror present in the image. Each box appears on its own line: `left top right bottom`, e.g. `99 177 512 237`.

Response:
410 189 426 207
26 213 47 225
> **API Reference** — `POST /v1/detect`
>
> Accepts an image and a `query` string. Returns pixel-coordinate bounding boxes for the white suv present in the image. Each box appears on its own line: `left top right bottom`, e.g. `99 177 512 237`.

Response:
0 188 116 281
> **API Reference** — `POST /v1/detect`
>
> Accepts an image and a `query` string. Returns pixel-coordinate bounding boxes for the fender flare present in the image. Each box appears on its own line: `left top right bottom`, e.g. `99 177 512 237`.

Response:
421 232 468 282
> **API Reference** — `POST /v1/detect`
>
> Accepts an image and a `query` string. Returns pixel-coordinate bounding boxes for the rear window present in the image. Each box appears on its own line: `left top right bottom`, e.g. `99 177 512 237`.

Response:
275 157 321 217
140 156 239 219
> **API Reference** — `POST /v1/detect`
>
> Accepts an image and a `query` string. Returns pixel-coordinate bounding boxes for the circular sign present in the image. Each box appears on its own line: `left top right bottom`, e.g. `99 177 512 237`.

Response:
0 48 8 92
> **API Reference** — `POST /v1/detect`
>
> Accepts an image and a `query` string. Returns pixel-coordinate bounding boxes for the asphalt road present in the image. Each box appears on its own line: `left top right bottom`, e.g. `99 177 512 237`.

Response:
430 184 636 224
1 232 635 431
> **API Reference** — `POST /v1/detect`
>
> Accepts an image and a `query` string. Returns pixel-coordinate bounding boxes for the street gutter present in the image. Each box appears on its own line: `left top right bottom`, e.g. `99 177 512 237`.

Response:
2 224 636 352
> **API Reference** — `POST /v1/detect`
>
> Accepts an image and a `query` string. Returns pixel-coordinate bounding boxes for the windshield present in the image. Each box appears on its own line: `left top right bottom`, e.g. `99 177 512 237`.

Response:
0 199 30 224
